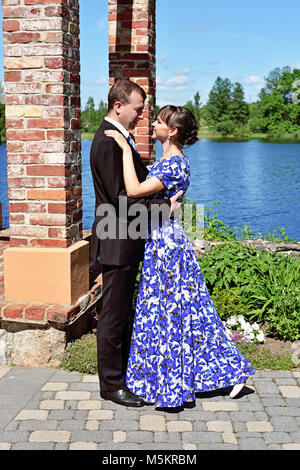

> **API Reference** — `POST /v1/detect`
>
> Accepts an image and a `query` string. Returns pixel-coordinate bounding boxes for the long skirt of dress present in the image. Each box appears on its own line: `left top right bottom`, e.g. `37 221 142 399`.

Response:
125 218 255 408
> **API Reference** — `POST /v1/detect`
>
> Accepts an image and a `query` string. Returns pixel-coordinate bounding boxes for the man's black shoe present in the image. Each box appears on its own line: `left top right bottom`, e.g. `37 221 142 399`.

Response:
100 388 145 407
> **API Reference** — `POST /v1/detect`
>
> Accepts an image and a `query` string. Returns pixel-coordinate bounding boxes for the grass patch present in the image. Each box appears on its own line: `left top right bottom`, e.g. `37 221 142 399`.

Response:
60 331 296 374
237 343 295 370
61 333 98 375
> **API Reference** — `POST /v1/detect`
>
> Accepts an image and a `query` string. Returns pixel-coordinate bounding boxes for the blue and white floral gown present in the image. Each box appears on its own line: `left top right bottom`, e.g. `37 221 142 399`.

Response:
125 155 255 407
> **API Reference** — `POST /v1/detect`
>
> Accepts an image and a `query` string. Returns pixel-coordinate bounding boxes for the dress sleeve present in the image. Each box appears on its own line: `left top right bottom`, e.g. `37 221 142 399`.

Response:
153 157 189 191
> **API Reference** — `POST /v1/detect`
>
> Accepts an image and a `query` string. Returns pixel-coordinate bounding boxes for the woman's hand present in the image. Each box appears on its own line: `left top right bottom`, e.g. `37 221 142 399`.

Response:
104 130 131 152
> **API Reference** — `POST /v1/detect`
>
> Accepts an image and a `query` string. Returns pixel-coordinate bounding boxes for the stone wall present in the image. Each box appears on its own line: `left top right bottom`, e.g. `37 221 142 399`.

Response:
191 239 300 258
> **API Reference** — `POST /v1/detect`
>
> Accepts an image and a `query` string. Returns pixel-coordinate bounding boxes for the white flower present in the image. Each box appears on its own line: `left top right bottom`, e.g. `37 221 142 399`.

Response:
227 317 238 327
252 323 260 331
256 332 265 343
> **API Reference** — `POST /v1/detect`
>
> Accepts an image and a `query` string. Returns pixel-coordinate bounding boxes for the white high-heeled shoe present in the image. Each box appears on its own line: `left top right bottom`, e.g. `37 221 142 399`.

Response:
230 382 245 399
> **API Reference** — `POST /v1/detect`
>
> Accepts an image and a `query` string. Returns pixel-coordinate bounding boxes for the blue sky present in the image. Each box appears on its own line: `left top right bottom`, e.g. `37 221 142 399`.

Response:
1 0 300 108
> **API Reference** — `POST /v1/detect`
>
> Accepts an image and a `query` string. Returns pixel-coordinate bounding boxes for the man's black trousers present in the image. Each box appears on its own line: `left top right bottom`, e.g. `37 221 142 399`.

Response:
97 263 140 393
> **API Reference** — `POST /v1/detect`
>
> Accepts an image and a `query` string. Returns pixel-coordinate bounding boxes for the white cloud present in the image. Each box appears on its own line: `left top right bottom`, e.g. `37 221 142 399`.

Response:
159 54 168 64
176 68 190 75
165 75 189 86
191 25 209 32
244 75 265 85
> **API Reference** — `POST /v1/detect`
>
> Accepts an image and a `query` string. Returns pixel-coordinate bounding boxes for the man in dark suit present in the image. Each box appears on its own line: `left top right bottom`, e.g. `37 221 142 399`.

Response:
90 79 182 407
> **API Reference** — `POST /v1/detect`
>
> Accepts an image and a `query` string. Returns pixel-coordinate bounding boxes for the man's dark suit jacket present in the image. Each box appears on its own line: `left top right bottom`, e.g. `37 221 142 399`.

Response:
90 119 171 266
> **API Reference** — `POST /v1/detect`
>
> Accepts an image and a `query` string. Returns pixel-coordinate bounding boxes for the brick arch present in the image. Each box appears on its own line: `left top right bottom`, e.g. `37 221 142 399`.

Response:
0 0 156 348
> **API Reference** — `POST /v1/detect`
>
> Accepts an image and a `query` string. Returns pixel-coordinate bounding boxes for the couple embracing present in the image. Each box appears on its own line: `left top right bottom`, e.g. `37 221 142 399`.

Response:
90 79 255 409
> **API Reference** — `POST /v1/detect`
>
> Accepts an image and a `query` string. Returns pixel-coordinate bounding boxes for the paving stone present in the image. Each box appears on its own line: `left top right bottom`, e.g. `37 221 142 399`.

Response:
154 431 181 443
69 442 98 450
18 420 58 431
113 431 126 443
0 443 11 450
238 438 267 449
261 397 287 407
57 420 85 431
140 415 166 432
290 432 300 442
82 375 98 383
77 400 102 410
98 442 139 450
99 419 139 431
246 421 273 432
15 410 49 421
266 406 300 417
29 430 70 443
141 442 184 450
270 416 299 432
0 431 29 442
55 391 91 400
206 421 233 433
192 421 207 431
71 430 112 443
196 443 239 450
39 400 64 410
41 382 68 392
126 431 153 443
254 382 280 394
279 386 300 398
183 443 197 450
222 432 238 445
229 411 256 421
115 409 140 420
55 443 69 450
69 383 99 391
182 431 223 443
274 378 297 386
166 421 193 432
86 420 99 431
202 401 239 411
48 410 75 420
87 410 113 421
282 443 300 450
264 432 292 444
12 442 54 450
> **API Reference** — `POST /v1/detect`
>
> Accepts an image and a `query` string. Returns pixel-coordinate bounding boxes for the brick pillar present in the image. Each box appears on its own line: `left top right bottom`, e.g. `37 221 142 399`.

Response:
108 0 156 162
2 0 89 306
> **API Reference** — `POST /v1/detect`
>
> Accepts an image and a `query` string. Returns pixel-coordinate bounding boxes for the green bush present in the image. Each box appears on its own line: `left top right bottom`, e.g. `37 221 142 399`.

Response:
211 287 248 321
199 243 300 341
61 333 98 375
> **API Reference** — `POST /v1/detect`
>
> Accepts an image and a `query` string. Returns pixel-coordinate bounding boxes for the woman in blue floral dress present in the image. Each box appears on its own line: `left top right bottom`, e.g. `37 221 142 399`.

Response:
105 105 255 408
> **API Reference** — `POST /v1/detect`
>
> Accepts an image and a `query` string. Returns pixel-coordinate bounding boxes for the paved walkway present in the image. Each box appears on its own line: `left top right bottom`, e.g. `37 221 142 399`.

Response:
0 365 299 451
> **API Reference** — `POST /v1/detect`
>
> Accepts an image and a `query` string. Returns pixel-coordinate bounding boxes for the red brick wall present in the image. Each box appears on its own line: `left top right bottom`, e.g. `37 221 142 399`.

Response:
2 0 82 248
108 0 156 162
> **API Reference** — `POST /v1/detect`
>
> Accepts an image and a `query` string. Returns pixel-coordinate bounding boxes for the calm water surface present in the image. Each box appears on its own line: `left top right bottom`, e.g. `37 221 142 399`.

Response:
1 139 300 240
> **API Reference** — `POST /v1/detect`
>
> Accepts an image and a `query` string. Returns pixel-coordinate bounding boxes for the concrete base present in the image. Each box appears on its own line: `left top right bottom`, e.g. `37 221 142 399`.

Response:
3 240 89 305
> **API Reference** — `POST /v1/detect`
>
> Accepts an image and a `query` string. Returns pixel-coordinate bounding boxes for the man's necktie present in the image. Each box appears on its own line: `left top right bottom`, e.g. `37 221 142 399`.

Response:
127 133 137 152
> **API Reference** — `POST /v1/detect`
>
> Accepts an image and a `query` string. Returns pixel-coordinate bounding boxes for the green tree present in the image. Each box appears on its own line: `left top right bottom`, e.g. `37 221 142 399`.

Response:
205 77 232 124
229 82 249 124
256 66 300 137
185 91 202 122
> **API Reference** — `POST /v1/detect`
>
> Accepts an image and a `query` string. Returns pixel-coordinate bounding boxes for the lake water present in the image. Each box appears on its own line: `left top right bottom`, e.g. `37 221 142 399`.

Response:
1 139 300 240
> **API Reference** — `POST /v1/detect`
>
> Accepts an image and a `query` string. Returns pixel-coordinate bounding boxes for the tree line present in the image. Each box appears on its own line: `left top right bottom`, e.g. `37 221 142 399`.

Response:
186 66 300 139
1 65 300 143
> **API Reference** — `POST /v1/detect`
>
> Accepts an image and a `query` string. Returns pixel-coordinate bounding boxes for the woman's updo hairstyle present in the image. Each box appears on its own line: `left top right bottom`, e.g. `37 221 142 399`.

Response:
158 105 199 148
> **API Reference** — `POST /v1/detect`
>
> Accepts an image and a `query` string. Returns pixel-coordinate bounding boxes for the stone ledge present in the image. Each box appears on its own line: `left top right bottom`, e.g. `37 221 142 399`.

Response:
191 239 300 258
